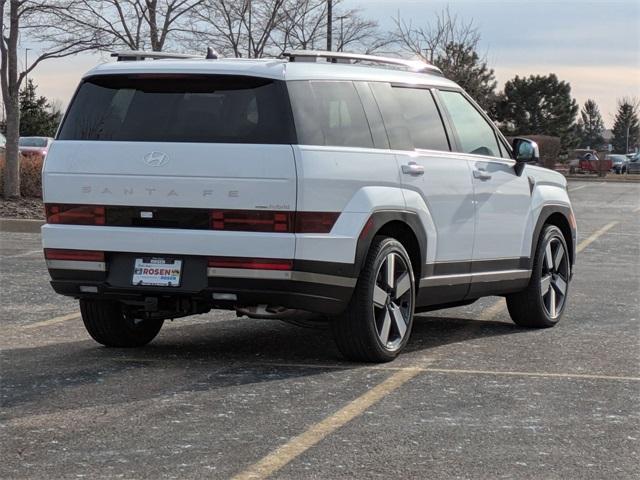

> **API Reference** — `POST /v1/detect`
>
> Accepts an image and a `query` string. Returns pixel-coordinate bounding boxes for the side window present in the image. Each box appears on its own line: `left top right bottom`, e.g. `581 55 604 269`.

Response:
439 90 501 158
391 87 450 151
288 80 374 148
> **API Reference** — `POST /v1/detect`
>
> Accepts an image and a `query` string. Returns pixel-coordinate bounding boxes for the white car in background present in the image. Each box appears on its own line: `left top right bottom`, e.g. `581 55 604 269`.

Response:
19 136 54 157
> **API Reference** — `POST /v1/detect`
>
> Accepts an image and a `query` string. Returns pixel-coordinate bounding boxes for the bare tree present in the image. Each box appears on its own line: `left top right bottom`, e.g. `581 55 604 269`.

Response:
276 0 327 52
392 7 497 111
188 0 287 58
332 8 389 54
187 0 387 58
41 0 205 52
392 6 480 63
278 0 388 54
1 0 98 198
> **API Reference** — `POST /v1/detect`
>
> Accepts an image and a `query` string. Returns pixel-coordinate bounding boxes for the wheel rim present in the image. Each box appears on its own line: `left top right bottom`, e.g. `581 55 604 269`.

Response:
540 236 570 319
372 252 413 351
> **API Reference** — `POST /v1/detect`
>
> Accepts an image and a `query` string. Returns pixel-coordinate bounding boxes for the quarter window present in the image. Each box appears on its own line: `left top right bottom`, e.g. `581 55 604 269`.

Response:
288 81 374 148
439 90 501 157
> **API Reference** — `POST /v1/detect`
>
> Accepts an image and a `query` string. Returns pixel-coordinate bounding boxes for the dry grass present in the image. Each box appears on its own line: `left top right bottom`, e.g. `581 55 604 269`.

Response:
0 152 43 198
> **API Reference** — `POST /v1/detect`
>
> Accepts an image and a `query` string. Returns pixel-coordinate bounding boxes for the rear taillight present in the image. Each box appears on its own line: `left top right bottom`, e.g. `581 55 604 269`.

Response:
210 210 292 232
208 257 293 270
44 249 105 262
46 204 105 225
295 212 340 233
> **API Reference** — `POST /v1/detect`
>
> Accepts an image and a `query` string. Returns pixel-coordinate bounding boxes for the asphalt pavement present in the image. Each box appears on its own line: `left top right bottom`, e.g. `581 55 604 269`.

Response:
1 180 639 479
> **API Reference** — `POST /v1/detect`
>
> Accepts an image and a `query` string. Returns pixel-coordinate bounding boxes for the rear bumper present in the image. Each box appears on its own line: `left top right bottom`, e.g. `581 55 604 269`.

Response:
48 252 356 315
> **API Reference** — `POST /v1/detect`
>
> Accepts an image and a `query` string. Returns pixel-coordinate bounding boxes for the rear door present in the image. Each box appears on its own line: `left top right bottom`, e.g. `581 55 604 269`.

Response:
370 82 476 303
45 74 297 258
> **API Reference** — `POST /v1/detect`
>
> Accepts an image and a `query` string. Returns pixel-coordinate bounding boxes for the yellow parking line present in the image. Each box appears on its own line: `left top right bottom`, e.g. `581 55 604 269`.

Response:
231 355 636 480
22 312 81 330
576 221 618 253
426 367 640 382
231 365 425 480
479 220 619 321
567 184 590 192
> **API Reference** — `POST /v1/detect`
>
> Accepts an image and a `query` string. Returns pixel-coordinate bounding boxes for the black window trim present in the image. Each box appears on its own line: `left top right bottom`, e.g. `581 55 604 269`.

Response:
435 86 515 163
354 81 390 150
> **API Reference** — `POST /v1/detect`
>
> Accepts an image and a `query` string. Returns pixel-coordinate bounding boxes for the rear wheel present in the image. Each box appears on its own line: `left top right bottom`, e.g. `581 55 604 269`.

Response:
506 225 570 328
80 299 164 347
332 236 415 362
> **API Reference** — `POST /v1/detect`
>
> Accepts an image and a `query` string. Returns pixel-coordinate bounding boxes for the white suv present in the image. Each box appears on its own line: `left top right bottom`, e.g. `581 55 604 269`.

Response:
42 50 576 362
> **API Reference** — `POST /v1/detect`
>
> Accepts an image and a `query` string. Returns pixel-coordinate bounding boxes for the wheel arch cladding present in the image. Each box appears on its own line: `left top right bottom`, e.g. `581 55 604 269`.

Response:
355 211 426 281
533 206 576 267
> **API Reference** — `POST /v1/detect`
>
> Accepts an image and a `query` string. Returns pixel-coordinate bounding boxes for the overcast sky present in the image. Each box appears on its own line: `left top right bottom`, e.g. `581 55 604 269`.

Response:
26 0 640 128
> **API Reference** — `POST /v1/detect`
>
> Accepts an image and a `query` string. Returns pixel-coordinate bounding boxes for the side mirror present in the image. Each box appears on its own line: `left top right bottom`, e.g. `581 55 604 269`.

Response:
512 137 540 175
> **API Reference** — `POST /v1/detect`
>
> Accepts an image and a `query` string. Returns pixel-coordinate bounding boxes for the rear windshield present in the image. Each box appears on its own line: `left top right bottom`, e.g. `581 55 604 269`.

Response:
58 74 295 144
19 137 48 147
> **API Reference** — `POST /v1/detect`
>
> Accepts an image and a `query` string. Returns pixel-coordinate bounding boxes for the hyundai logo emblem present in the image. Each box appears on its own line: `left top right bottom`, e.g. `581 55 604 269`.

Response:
143 151 169 167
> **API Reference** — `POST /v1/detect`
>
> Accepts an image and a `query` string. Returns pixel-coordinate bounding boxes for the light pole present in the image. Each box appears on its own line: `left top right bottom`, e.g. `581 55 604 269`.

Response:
338 15 347 51
326 0 332 51
247 0 252 58
24 48 31 87
626 123 630 154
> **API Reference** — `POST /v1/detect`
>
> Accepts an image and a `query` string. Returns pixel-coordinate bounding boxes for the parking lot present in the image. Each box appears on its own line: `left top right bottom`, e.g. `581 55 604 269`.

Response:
1 180 639 479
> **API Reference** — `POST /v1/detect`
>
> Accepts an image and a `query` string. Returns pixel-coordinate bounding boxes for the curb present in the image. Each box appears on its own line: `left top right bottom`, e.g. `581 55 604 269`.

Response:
564 175 640 183
0 218 45 233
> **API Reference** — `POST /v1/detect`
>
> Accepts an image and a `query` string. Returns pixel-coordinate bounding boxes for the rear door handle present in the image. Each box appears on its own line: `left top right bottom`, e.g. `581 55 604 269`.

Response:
473 169 492 180
401 162 425 176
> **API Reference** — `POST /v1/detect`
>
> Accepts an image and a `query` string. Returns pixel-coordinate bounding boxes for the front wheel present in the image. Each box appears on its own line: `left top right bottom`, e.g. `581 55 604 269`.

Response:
80 299 164 347
332 236 415 362
506 225 571 328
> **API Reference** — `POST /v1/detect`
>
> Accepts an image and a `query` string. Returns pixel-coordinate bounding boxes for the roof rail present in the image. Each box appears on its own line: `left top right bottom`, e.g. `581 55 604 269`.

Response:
282 50 443 75
111 50 200 62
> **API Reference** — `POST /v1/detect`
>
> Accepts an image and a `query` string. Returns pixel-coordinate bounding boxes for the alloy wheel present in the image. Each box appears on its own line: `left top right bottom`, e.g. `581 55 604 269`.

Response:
372 252 413 351
540 236 569 319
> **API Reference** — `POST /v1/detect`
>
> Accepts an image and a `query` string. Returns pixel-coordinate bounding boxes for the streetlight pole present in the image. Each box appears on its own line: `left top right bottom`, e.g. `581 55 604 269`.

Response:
626 123 630 154
247 0 252 58
24 48 31 88
338 15 346 52
326 0 332 51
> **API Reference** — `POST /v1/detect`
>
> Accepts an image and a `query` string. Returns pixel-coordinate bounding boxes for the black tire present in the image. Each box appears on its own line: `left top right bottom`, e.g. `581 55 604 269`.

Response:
80 299 164 347
332 236 415 362
506 225 571 328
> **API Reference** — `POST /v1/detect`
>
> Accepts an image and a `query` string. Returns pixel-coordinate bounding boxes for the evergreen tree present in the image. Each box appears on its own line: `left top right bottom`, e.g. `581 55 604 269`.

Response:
611 99 640 154
495 74 579 152
577 99 605 149
433 42 497 112
19 80 62 138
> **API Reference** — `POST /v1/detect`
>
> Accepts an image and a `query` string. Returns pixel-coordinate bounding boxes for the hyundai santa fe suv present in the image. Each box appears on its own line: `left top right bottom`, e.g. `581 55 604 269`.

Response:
43 50 577 362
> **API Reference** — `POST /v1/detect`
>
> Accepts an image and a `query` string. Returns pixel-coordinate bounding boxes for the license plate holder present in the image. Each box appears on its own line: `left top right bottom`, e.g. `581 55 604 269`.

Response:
132 257 182 287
